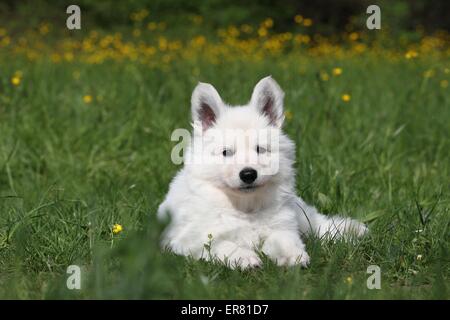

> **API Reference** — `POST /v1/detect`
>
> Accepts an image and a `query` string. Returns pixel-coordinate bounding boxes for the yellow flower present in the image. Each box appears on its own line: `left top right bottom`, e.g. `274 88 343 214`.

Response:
320 71 329 81
284 110 293 120
51 53 61 63
416 254 423 261
83 95 93 104
263 18 274 28
39 23 50 35
349 32 359 41
303 18 313 27
346 276 353 284
147 22 157 30
258 27 268 37
64 52 74 62
353 43 366 53
130 9 149 22
1 36 10 46
112 224 123 234
192 35 206 47
423 69 434 78
11 76 21 86
332 67 343 76
440 80 448 88
405 50 418 59
294 15 303 24
341 94 351 102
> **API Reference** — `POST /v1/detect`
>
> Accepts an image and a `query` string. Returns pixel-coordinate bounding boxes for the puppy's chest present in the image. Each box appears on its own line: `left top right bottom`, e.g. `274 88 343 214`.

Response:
217 209 276 240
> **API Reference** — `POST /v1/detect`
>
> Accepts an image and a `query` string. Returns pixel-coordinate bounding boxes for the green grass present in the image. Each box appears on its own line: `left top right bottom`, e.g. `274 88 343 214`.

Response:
0 55 448 299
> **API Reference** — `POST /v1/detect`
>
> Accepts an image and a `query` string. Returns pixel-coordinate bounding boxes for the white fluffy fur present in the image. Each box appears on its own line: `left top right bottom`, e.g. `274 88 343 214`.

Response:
157 76 368 269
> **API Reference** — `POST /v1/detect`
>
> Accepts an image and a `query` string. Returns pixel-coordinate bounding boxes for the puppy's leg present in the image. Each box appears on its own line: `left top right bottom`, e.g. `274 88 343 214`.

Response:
261 230 310 267
156 199 170 221
210 240 261 269
296 199 368 240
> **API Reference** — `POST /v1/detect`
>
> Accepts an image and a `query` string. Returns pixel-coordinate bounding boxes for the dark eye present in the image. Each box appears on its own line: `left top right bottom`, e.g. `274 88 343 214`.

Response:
222 148 234 157
256 145 267 154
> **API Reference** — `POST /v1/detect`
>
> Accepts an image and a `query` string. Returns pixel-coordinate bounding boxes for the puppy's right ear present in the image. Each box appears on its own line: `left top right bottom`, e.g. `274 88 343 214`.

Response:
251 76 285 128
191 82 224 131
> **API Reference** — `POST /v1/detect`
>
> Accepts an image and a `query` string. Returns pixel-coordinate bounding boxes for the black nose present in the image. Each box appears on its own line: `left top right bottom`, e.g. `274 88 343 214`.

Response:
239 168 257 184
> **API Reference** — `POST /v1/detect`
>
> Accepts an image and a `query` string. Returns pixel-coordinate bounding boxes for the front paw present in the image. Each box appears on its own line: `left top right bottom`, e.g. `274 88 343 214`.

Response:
262 241 310 268
220 248 262 270
273 249 310 267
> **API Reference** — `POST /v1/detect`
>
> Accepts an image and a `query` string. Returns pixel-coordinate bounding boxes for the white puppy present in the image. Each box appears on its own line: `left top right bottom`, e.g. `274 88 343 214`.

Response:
157 76 367 269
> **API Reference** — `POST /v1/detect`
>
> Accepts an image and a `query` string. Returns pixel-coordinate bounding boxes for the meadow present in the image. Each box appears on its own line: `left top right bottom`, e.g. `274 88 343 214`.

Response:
0 12 449 299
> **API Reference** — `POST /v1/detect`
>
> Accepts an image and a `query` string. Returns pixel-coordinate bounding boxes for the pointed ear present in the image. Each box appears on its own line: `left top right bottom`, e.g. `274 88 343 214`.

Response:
191 82 224 131
250 76 285 127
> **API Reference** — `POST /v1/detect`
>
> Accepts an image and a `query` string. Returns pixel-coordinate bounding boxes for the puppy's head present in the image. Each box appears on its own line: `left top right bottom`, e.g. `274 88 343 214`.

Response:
187 76 295 195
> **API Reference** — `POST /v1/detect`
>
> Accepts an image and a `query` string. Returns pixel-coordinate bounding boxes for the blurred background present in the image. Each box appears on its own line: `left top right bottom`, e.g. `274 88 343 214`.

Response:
2 0 449 32
0 0 449 66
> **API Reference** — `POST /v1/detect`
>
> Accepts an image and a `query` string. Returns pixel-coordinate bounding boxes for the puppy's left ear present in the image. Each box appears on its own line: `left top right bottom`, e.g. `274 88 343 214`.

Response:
191 82 224 131
250 76 285 127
